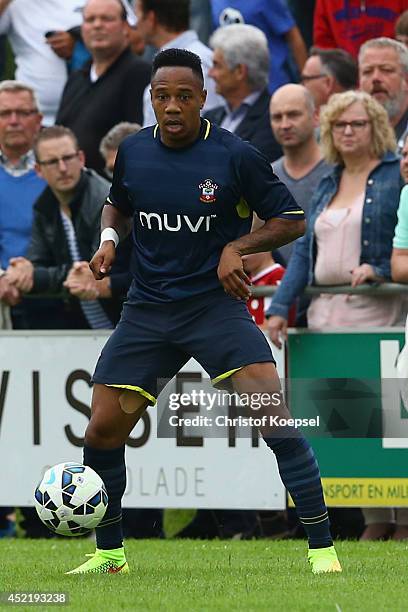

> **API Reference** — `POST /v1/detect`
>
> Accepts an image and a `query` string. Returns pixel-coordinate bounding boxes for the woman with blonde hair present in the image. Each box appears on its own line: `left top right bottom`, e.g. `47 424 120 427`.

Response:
268 89 405 540
268 90 404 338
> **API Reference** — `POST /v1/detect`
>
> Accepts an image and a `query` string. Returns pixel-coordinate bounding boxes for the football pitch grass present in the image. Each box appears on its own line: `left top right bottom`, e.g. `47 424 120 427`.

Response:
1 539 406 611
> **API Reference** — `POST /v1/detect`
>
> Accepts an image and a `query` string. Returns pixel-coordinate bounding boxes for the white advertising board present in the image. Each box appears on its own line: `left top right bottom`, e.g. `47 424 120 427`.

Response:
0 331 285 509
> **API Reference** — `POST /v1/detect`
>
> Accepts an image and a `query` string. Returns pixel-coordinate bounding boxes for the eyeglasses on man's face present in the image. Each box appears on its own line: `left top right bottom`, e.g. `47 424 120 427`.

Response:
300 73 326 83
0 108 38 119
37 152 79 168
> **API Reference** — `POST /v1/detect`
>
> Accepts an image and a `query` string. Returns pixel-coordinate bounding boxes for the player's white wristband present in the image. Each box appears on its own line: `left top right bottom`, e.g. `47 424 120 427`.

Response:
100 227 119 248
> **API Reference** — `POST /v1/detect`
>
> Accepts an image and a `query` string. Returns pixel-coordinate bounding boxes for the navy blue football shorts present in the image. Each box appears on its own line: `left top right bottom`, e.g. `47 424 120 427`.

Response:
92 288 275 405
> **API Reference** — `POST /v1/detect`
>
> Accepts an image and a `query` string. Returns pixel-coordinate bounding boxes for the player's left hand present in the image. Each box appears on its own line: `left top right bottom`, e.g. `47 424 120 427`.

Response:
217 245 252 300
89 242 116 280
350 263 377 287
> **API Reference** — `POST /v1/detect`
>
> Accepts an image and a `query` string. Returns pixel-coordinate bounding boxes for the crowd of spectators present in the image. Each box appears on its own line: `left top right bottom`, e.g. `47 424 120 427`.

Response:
0 0 408 542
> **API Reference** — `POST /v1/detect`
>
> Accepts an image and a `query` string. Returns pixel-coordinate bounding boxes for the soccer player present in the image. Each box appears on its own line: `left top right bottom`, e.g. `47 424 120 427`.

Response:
66 49 342 575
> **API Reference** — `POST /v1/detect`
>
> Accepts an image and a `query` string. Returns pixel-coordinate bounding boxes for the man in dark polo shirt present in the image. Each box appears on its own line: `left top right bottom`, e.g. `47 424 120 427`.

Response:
56 0 150 175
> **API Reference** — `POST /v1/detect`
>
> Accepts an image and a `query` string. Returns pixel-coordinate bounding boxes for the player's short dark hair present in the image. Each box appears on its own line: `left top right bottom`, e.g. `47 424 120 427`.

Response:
33 126 79 161
151 48 204 86
310 47 358 91
139 0 189 32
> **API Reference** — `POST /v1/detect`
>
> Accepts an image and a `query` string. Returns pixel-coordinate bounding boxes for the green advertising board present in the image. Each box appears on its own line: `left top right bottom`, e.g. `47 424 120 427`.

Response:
287 329 408 507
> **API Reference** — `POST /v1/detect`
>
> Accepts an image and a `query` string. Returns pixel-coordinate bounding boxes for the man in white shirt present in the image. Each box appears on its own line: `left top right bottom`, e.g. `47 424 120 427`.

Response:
0 0 87 125
134 0 221 127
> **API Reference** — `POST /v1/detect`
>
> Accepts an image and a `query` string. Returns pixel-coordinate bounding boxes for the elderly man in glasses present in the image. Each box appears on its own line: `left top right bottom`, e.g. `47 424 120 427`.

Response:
0 80 45 323
0 78 46 540
6 125 127 330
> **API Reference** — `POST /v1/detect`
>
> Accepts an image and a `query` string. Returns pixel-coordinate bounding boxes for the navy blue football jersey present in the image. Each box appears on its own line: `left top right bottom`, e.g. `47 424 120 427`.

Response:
108 119 304 302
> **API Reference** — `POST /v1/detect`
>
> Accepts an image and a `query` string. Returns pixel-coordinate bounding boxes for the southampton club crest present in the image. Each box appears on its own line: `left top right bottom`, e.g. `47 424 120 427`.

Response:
199 178 218 203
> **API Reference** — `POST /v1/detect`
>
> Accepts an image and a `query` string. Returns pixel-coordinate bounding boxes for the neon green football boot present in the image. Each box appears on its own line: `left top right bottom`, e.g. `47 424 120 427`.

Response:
308 545 342 574
65 547 129 575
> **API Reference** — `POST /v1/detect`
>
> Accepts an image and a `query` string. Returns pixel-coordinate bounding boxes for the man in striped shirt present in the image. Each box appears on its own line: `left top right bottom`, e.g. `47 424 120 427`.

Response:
6 125 124 329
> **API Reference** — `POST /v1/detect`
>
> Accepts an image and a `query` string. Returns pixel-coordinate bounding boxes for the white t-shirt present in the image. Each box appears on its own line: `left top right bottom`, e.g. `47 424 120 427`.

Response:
0 0 86 125
142 29 223 127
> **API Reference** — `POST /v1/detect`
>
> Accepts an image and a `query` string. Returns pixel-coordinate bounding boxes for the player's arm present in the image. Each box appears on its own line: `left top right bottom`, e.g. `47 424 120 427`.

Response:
218 217 305 300
89 203 133 280
231 216 305 253
219 143 305 299
90 141 134 280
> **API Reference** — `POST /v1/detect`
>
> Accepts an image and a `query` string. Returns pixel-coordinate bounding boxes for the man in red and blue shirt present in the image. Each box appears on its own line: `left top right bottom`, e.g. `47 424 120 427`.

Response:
314 0 408 58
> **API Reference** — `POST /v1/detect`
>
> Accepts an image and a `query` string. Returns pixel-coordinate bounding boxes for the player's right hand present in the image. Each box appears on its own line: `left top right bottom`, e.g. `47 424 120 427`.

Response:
217 245 252 300
89 241 116 280
267 315 288 349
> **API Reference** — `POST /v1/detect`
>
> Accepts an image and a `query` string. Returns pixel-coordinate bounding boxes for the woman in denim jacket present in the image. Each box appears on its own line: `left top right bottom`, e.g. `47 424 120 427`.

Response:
268 89 406 543
267 90 405 349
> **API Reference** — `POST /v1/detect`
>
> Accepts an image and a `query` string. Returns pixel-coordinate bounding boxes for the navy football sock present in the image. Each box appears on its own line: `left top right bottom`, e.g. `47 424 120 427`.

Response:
264 435 333 549
83 444 126 550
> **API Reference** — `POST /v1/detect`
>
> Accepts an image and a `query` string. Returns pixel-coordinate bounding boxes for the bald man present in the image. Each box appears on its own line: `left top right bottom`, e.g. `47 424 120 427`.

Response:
267 84 331 331
269 83 330 263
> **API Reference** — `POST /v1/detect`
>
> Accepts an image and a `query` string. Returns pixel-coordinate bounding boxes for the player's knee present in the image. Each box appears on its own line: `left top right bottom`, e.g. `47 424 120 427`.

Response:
84 420 122 449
